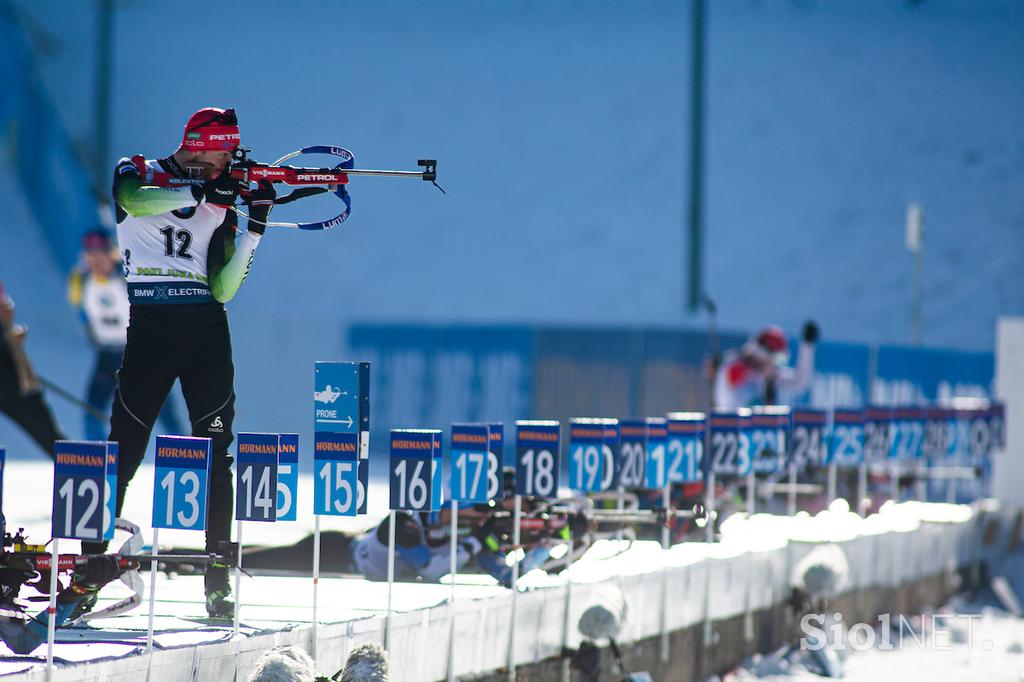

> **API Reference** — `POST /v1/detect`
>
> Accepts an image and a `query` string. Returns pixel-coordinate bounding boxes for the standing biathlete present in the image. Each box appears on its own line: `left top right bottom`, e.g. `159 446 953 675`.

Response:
80 107 275 618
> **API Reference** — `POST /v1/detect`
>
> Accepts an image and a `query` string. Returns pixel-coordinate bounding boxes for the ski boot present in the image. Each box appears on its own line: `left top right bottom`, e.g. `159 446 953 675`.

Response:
205 562 233 619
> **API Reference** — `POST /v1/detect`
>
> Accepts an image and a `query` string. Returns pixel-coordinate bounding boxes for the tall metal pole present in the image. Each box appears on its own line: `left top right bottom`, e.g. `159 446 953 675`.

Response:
686 0 707 312
95 0 114 192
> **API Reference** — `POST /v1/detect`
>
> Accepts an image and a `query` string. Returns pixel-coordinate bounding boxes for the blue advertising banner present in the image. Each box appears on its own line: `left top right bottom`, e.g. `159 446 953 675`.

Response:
153 436 212 531
666 412 704 484
515 421 560 498
347 325 532 450
450 424 491 504
276 434 299 521
52 441 107 541
873 346 993 406
787 340 872 409
236 433 280 522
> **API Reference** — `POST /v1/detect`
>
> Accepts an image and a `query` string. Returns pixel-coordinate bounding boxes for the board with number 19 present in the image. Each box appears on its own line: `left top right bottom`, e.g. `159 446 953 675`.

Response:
236 433 279 522
515 421 560 498
450 424 491 504
569 418 617 493
153 435 212 531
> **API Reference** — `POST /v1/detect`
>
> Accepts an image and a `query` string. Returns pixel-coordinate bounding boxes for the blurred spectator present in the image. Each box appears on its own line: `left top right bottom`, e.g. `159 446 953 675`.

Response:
713 321 819 410
68 228 184 440
0 279 64 456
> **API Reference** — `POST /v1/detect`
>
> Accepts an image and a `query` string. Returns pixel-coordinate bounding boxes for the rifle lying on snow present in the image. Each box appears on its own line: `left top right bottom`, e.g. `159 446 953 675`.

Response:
0 520 239 623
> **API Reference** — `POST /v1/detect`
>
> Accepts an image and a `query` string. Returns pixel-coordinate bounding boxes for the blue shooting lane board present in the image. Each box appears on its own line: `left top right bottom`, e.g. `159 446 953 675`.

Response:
666 412 705 484
276 434 299 521
450 424 491 504
791 409 828 472
487 423 505 501
568 419 606 493
314 361 370 514
708 410 750 478
831 409 865 468
515 421 560 498
600 420 620 492
313 431 359 516
643 417 668 489
864 406 893 464
152 435 212 531
390 429 438 511
617 418 647 489
749 406 790 475
52 441 108 542
103 442 118 541
236 432 280 522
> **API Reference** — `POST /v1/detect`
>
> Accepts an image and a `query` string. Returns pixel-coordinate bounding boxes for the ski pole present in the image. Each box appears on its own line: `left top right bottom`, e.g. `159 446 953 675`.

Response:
38 376 107 422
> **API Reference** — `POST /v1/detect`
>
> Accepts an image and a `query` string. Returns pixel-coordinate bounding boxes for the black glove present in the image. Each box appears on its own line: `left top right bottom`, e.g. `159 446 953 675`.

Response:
60 555 124 603
802 320 820 344
245 180 277 235
73 555 121 590
191 173 243 207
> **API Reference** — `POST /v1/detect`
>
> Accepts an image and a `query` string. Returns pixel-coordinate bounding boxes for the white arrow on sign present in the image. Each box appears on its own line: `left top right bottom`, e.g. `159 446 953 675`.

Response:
318 415 354 428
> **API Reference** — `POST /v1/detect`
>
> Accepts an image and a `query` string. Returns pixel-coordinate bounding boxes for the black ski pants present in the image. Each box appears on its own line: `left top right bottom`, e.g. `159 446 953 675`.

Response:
84 303 235 591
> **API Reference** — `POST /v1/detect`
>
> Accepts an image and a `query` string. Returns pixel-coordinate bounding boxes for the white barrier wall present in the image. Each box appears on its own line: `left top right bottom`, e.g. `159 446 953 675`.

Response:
996 316 1024 506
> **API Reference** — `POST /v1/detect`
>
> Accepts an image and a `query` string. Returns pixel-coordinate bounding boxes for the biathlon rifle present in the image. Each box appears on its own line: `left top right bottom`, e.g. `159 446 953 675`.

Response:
0 520 239 622
132 145 443 230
